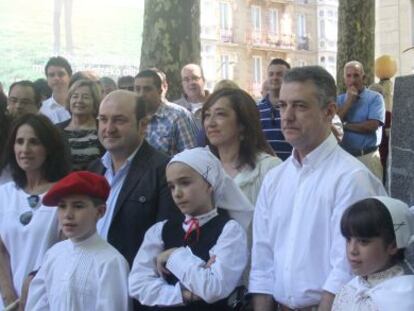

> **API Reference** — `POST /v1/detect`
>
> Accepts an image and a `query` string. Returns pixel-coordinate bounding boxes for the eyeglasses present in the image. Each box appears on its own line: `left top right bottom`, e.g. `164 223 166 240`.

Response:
119 86 135 91
20 195 41 226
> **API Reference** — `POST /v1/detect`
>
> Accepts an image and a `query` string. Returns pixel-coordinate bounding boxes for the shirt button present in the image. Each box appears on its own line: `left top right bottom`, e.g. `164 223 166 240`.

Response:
139 196 146 203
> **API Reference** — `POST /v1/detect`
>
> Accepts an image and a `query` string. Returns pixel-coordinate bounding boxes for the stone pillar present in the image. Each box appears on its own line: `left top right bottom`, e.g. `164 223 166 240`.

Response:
389 75 414 205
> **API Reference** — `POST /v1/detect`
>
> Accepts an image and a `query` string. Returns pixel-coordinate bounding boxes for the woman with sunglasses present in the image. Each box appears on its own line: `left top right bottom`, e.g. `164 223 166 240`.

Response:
0 114 70 310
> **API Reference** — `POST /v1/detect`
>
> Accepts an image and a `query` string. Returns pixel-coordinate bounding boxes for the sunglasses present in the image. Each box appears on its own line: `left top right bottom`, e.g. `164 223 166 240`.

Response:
20 195 41 226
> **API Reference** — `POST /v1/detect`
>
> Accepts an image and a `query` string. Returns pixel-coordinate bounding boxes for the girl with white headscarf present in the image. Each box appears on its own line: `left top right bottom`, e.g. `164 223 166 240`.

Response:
332 196 414 311
128 147 249 309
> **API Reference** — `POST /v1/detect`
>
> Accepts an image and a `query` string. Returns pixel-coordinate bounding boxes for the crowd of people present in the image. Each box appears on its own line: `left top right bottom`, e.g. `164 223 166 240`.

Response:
0 55 413 311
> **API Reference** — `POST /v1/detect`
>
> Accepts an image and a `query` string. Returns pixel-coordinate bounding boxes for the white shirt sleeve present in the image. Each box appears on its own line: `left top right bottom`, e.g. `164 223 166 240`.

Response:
128 221 184 307
248 179 275 295
323 169 387 294
166 220 248 304
25 255 50 311
96 255 132 311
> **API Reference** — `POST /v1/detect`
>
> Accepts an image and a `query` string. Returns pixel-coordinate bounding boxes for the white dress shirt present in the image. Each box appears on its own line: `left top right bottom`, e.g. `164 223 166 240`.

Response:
128 209 248 307
249 134 387 309
40 96 71 124
332 264 414 311
26 233 131 311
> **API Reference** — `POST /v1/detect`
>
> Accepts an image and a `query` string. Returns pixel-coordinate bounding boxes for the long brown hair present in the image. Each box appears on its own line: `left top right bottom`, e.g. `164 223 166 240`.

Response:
202 88 274 169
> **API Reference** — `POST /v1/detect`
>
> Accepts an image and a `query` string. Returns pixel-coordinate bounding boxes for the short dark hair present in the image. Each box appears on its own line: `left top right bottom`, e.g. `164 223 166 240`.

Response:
341 198 404 261
100 77 117 89
117 75 134 88
33 78 52 100
283 66 337 108
269 58 291 69
9 80 42 108
202 88 274 170
6 114 71 188
135 69 162 90
45 56 72 77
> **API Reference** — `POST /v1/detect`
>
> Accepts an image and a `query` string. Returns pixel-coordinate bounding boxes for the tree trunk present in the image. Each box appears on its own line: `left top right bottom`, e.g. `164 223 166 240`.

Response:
140 0 201 100
336 0 375 93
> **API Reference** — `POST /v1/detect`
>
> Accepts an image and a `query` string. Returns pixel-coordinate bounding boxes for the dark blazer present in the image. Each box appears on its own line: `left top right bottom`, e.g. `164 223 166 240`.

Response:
89 140 182 266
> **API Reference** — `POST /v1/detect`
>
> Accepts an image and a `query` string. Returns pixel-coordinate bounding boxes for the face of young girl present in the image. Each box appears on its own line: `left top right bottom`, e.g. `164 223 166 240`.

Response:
166 162 214 217
346 236 397 276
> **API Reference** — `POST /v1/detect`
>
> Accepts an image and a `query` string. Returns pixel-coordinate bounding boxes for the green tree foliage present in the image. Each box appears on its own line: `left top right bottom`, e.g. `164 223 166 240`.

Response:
336 0 375 92
140 0 201 100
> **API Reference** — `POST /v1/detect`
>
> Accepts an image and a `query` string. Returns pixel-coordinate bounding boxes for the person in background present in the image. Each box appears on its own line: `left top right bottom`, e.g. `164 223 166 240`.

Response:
332 196 414 310
117 75 135 91
100 76 117 97
337 61 385 180
7 81 41 118
257 58 292 160
26 171 131 311
57 79 104 170
175 64 210 129
134 69 198 155
33 79 52 102
0 114 70 310
40 56 72 124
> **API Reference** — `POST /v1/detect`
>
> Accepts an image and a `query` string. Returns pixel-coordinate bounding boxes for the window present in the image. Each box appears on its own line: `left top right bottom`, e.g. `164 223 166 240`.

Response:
220 55 231 79
269 9 279 34
220 2 232 30
253 56 262 84
320 20 325 38
297 14 306 38
251 6 261 31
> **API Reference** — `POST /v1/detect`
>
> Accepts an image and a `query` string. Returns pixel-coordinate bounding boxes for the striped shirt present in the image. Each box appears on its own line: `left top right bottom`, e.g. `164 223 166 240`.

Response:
257 96 292 160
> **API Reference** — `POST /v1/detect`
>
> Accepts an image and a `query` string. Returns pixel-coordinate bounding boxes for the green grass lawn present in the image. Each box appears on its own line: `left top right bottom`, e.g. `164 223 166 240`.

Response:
0 0 144 91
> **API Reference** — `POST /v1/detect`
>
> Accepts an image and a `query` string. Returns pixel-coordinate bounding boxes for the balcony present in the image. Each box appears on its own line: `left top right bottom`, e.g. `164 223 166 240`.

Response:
246 30 295 50
297 36 310 50
219 29 234 43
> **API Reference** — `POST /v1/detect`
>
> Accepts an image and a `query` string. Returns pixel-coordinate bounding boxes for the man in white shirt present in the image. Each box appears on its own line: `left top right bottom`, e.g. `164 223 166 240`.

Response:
40 56 72 123
249 66 387 311
175 63 209 128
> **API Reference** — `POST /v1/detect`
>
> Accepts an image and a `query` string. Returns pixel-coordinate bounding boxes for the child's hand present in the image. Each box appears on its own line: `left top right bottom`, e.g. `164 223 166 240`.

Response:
156 248 177 278
181 288 202 304
205 255 216 268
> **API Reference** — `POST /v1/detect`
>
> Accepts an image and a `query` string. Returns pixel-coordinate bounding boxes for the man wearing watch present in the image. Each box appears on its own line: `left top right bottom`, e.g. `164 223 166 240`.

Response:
337 61 385 180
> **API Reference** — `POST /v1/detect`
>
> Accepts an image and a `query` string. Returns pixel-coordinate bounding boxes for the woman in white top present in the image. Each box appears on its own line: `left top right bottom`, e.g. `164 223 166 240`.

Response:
332 196 414 311
0 114 70 310
202 88 281 207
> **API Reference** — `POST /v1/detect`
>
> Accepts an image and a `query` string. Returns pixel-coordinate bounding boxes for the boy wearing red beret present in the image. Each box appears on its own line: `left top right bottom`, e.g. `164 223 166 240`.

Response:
25 171 131 311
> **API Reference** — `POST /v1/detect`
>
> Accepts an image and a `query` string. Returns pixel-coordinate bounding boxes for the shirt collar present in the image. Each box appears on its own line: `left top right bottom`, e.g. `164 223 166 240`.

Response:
291 133 337 169
101 141 143 172
153 102 168 118
182 208 218 231
69 231 100 250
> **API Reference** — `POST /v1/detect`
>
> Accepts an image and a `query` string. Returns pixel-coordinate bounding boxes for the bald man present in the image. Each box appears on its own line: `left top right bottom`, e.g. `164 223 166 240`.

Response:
175 63 209 128
89 90 179 267
337 61 385 180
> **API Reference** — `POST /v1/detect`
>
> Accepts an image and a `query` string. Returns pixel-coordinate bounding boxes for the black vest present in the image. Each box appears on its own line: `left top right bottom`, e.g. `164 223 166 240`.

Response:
148 213 232 311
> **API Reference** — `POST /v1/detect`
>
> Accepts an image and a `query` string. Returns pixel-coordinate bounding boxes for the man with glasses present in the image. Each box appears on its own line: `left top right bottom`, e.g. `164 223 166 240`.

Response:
175 63 209 128
40 56 72 124
7 81 41 118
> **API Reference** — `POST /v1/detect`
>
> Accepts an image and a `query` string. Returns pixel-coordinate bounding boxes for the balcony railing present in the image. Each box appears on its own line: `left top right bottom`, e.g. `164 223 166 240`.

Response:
246 30 296 50
297 36 310 50
219 29 234 43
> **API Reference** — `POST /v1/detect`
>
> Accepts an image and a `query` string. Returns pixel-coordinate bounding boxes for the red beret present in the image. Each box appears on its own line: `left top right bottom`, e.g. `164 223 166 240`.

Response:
43 171 110 206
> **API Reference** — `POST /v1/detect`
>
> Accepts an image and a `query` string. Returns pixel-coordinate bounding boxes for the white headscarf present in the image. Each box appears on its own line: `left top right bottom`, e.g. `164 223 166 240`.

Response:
373 196 414 249
168 147 254 229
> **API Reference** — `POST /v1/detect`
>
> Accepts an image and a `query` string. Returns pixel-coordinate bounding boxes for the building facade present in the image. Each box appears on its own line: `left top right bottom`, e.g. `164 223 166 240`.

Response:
376 0 414 76
200 0 320 97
